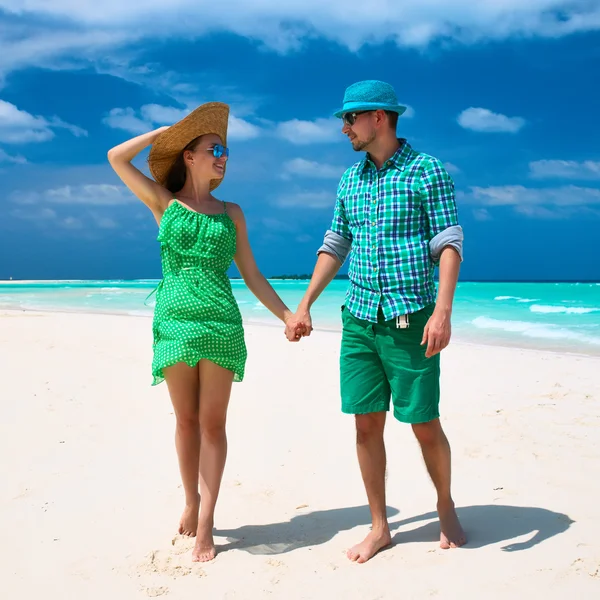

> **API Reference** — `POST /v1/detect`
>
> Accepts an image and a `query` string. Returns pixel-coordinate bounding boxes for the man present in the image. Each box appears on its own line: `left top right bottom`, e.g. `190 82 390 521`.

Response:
285 80 466 563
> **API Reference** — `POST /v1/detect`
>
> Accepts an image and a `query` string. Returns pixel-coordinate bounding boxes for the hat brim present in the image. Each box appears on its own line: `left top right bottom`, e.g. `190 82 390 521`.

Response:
333 102 407 119
148 102 229 192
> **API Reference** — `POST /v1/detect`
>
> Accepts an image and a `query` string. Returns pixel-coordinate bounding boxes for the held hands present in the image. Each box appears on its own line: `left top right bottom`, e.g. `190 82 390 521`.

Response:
284 307 313 342
421 307 451 358
284 305 451 352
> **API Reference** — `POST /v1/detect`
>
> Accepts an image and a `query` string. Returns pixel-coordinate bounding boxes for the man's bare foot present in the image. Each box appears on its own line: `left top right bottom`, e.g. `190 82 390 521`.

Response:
192 519 216 562
347 527 392 564
438 500 467 549
178 494 200 537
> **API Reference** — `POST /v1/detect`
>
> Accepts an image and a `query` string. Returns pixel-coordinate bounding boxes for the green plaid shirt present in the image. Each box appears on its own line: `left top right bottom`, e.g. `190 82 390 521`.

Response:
330 139 459 322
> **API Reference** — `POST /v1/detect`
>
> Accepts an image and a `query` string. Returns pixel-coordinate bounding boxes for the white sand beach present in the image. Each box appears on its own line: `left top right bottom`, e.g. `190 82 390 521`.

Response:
1 309 599 599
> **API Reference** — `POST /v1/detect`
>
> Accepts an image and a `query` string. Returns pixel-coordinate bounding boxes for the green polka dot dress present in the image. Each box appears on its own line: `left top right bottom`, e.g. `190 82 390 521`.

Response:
150 200 247 385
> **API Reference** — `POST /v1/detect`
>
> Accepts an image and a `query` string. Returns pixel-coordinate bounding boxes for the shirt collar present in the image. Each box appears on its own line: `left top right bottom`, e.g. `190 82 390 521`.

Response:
361 138 412 173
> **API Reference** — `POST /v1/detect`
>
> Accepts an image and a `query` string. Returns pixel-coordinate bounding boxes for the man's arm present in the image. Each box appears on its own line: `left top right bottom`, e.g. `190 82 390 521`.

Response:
284 251 343 340
419 158 463 357
284 176 352 341
435 246 461 315
430 225 463 264
421 246 461 357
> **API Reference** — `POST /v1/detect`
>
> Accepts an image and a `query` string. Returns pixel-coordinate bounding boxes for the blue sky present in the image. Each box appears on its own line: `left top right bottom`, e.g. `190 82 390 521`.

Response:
1 1 599 281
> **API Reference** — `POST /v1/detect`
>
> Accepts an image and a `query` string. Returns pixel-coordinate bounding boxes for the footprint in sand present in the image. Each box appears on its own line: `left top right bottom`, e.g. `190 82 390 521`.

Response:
266 558 285 568
138 547 206 579
170 535 195 556
145 586 169 597
571 557 600 578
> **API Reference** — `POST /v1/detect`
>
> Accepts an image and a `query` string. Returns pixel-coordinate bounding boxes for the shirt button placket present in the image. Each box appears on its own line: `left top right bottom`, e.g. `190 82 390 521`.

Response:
372 175 380 321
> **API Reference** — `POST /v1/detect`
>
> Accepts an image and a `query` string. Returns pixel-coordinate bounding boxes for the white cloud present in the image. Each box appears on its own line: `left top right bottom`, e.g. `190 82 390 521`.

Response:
529 159 600 180
457 107 526 133
273 190 333 209
516 205 600 219
0 148 27 164
472 208 492 221
140 104 188 124
4 4 594 142
0 25 136 85
5 183 143 233
11 184 136 206
10 207 57 221
460 185 600 207
444 161 461 174
47 184 135 205
0 99 87 143
47 117 87 138
276 118 340 145
10 207 92 231
228 115 261 140
258 217 298 233
513 205 563 219
103 104 260 140
93 215 119 229
102 108 149 135
282 158 345 180
401 105 416 119
61 216 84 230
459 184 600 218
2 1 599 71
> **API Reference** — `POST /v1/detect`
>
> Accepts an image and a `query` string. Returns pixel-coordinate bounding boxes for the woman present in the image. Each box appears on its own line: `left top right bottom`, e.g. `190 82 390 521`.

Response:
107 102 301 562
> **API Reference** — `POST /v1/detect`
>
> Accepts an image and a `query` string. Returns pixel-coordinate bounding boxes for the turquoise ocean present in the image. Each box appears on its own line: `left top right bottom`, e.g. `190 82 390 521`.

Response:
1 280 599 356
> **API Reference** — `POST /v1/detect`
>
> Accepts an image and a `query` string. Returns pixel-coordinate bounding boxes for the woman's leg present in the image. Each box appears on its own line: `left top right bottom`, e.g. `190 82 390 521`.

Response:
193 359 234 562
164 362 201 536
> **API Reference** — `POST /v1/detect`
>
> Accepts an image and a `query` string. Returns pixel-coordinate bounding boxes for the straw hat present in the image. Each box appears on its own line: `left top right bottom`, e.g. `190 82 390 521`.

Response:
148 101 229 192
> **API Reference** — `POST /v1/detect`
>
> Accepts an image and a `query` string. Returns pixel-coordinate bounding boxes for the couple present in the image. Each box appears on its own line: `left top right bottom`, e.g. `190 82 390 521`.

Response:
108 79 466 564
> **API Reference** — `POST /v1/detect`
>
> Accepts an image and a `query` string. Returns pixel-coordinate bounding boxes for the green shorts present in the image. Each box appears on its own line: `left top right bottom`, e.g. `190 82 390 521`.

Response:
340 304 440 424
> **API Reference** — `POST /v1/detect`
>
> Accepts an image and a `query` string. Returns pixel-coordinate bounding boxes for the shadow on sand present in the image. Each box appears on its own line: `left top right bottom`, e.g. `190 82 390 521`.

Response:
214 505 398 555
215 503 574 556
390 504 574 552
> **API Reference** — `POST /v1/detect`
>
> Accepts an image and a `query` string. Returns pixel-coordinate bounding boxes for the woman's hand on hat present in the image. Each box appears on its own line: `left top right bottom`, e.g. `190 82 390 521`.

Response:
149 125 170 138
148 126 170 144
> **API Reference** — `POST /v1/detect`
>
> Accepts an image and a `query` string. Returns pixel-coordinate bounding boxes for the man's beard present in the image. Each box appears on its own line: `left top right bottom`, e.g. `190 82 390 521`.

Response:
351 131 376 152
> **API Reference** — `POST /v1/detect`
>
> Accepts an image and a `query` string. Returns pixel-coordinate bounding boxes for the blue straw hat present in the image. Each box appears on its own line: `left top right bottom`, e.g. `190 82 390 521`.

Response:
333 80 407 119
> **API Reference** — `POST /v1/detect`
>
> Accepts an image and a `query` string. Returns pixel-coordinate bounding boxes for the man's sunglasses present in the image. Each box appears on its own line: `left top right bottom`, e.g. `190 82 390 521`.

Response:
209 144 229 158
342 111 372 126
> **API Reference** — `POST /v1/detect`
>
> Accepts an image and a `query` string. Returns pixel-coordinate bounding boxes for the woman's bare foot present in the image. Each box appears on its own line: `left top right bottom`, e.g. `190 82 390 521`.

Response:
347 527 392 564
192 518 216 562
438 500 467 549
178 494 200 537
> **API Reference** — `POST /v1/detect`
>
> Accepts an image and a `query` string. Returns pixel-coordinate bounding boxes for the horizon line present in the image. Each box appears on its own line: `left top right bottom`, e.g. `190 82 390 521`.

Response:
0 278 599 285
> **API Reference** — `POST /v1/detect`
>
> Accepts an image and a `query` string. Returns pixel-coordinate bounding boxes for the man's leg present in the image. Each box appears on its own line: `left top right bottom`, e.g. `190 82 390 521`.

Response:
340 307 393 563
378 304 466 549
412 418 466 548
347 411 393 563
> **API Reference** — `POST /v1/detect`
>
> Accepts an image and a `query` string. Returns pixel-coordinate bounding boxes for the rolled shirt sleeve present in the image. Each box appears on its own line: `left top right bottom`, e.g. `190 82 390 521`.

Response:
317 229 352 264
429 224 464 262
420 158 464 264
317 173 353 264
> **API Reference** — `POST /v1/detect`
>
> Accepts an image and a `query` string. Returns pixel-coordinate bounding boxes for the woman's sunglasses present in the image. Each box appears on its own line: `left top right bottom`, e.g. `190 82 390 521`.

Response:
209 144 229 158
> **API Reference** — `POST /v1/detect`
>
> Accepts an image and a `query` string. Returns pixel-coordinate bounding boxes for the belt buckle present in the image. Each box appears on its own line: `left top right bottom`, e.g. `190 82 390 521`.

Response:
396 314 409 329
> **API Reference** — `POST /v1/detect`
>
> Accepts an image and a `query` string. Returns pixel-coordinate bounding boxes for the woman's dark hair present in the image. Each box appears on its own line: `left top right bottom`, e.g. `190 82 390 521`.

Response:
164 135 203 193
